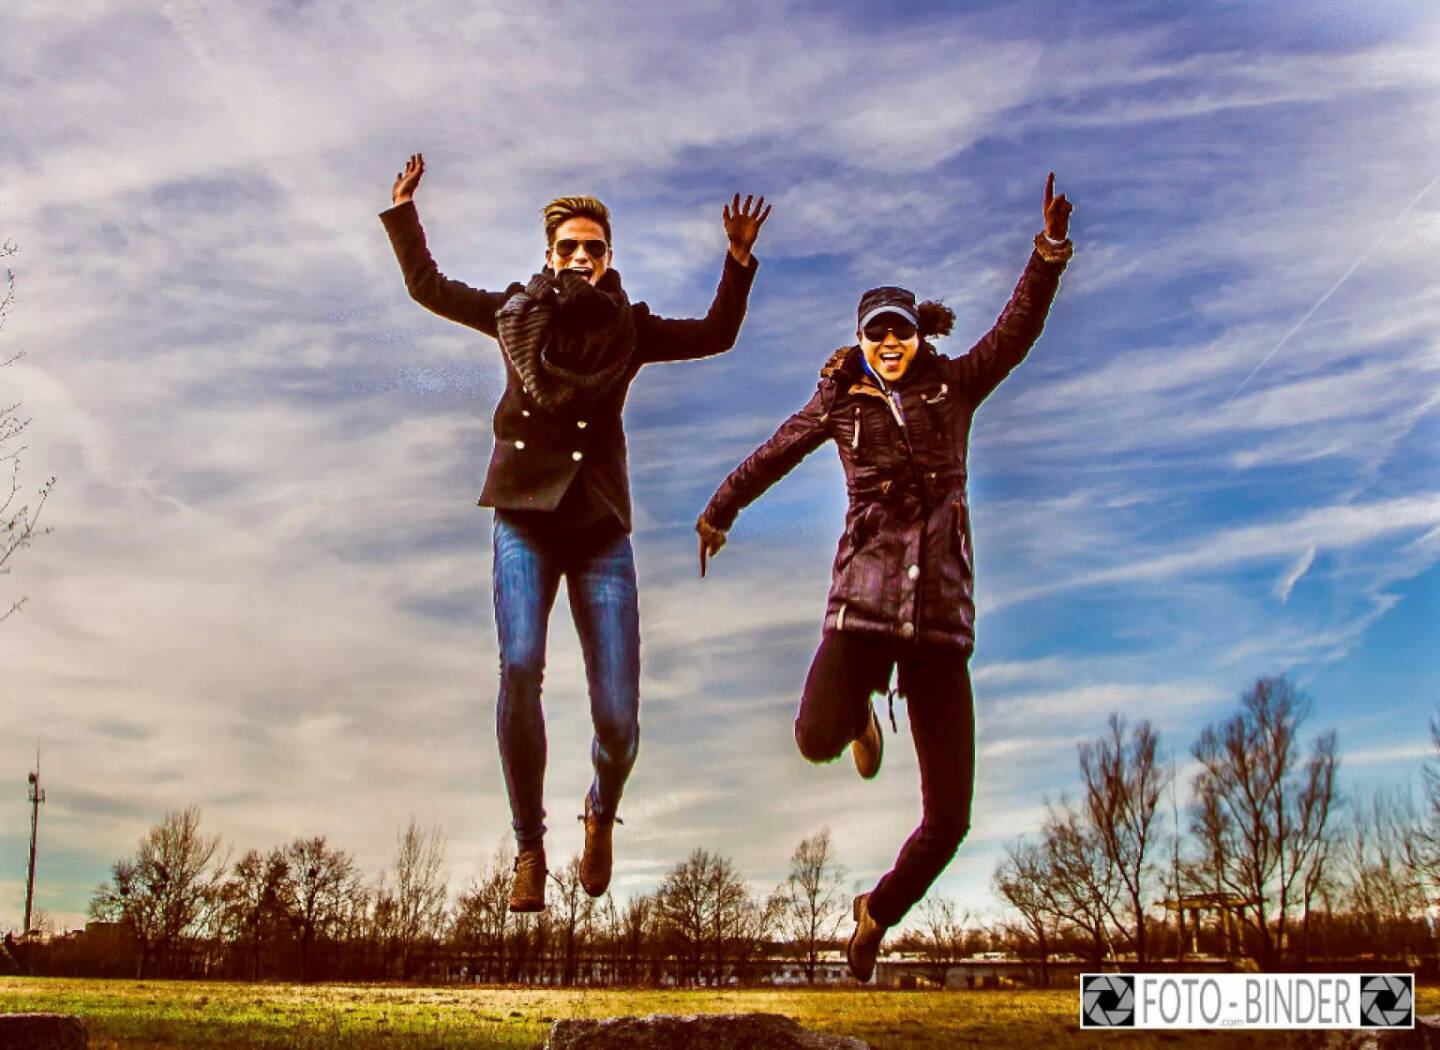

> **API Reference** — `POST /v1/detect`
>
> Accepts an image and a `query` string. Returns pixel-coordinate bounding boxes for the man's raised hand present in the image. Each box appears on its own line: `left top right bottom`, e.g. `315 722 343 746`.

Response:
392 153 425 206
1044 172 1072 241
723 193 771 267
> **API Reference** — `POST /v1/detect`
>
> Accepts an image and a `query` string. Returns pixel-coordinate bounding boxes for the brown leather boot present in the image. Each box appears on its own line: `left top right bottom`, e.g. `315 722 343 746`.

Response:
852 703 883 780
846 892 887 983
508 844 547 913
578 796 615 898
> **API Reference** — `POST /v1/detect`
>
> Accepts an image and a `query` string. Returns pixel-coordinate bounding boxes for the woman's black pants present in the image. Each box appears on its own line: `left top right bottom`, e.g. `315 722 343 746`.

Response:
795 629 975 928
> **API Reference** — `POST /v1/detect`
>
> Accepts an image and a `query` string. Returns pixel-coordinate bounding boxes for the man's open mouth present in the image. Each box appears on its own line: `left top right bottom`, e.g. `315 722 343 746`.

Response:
569 265 594 278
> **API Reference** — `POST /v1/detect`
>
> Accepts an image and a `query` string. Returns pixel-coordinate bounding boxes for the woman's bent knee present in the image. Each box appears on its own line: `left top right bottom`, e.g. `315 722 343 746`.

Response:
794 718 848 763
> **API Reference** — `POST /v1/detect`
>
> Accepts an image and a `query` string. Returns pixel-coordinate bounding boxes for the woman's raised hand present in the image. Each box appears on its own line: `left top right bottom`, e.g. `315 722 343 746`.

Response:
1044 172 1072 241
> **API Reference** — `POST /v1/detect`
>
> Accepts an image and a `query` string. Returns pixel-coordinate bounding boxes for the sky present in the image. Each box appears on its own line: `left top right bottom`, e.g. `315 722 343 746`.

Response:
2 0 1439 935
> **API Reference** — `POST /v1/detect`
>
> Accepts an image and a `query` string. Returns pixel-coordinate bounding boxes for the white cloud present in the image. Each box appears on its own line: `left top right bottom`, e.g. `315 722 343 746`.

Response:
3 0 1438 931
1274 544 1317 602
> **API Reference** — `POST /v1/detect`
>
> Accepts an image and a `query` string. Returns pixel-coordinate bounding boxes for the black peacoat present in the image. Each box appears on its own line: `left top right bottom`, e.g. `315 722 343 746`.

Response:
381 201 758 532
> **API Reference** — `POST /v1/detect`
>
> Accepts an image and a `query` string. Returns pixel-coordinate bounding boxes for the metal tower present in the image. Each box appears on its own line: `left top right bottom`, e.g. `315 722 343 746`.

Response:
24 749 44 936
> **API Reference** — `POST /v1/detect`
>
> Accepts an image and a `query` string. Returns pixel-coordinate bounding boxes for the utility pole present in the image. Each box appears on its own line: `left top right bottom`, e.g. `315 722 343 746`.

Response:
24 748 44 936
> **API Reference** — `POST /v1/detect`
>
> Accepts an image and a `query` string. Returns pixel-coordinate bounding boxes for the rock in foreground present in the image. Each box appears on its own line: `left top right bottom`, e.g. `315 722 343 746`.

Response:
546 1012 870 1050
0 1013 88 1049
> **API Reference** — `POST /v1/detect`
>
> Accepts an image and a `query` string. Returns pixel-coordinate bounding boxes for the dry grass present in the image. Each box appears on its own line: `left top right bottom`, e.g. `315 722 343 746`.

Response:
1 977 1434 1049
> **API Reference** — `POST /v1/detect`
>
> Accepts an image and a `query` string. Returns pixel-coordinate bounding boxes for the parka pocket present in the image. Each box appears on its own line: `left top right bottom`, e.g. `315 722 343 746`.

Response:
834 502 882 577
950 499 973 577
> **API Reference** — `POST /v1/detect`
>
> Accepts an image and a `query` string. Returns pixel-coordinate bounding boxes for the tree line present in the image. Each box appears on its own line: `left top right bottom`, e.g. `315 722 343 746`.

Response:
7 819 862 984
8 672 1438 985
993 673 1439 977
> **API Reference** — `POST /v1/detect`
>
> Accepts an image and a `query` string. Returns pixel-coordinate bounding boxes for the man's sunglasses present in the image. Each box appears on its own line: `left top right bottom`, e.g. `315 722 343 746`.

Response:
553 238 609 259
862 316 918 342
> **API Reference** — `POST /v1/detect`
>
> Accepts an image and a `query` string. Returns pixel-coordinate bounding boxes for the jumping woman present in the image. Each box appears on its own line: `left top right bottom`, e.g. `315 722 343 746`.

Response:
695 174 1072 981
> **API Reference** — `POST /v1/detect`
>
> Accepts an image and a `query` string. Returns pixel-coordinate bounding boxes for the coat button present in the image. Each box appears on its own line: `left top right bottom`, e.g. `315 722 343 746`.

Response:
572 451 583 461
907 564 919 580
577 420 587 429
522 410 530 417
515 440 525 450
900 622 915 639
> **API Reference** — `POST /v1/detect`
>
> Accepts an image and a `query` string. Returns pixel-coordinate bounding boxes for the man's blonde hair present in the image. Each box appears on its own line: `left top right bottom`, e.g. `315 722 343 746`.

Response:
542 195 612 246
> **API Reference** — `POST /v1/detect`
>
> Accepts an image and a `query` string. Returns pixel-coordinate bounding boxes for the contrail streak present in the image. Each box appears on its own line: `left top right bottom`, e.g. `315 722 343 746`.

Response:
1224 172 1440 406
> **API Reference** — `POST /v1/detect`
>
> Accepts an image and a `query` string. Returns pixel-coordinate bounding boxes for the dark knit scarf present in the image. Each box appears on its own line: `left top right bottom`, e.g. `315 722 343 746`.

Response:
496 267 637 411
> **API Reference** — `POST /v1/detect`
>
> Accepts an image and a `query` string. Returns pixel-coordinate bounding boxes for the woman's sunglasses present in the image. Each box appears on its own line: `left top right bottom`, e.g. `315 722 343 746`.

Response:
862 316 917 342
553 238 609 259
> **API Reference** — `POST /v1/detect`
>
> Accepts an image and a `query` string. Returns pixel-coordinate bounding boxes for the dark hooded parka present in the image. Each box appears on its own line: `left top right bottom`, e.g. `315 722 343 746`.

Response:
703 236 1070 650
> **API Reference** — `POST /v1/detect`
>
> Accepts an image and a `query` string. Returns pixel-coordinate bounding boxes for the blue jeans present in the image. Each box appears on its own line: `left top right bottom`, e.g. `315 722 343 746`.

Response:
492 513 641 850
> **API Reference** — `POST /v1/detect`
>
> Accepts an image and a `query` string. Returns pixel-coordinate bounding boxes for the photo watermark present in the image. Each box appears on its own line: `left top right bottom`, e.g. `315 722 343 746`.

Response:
1079 973 1414 1030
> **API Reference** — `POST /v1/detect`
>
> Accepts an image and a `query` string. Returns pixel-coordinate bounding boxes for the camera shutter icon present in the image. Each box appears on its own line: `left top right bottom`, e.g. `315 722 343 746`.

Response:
1081 974 1135 1027
1359 975 1413 1028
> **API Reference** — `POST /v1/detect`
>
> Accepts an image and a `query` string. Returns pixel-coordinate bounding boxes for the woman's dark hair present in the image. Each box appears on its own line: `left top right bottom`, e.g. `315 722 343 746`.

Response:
917 300 955 339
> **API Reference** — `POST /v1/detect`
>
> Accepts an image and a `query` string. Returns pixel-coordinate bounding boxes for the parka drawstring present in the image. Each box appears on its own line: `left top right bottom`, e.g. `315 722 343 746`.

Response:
886 687 899 733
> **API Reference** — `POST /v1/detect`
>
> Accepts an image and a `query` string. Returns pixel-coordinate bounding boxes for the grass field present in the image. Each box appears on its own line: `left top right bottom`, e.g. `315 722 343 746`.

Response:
1 977 1435 1049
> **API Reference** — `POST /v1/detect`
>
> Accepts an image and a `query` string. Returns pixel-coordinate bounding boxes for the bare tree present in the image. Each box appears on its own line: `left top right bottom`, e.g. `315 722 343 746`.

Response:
656 849 712 985
329 871 372 981
619 892 657 985
391 819 448 978
1039 798 1120 965
89 806 228 977
911 896 969 985
591 892 622 987
1414 710 1440 898
655 848 766 986
774 828 846 984
549 855 596 986
1342 788 1427 957
1 235 54 621
1190 675 1339 968
1079 713 1170 963
450 839 514 983
279 836 358 982
219 848 288 980
705 852 768 986
993 835 1063 984
730 892 780 986
368 870 401 977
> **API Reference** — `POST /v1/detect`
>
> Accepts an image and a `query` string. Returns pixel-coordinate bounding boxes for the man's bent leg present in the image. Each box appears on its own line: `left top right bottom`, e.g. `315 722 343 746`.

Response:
493 515 564 851
567 529 641 823
865 645 975 927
